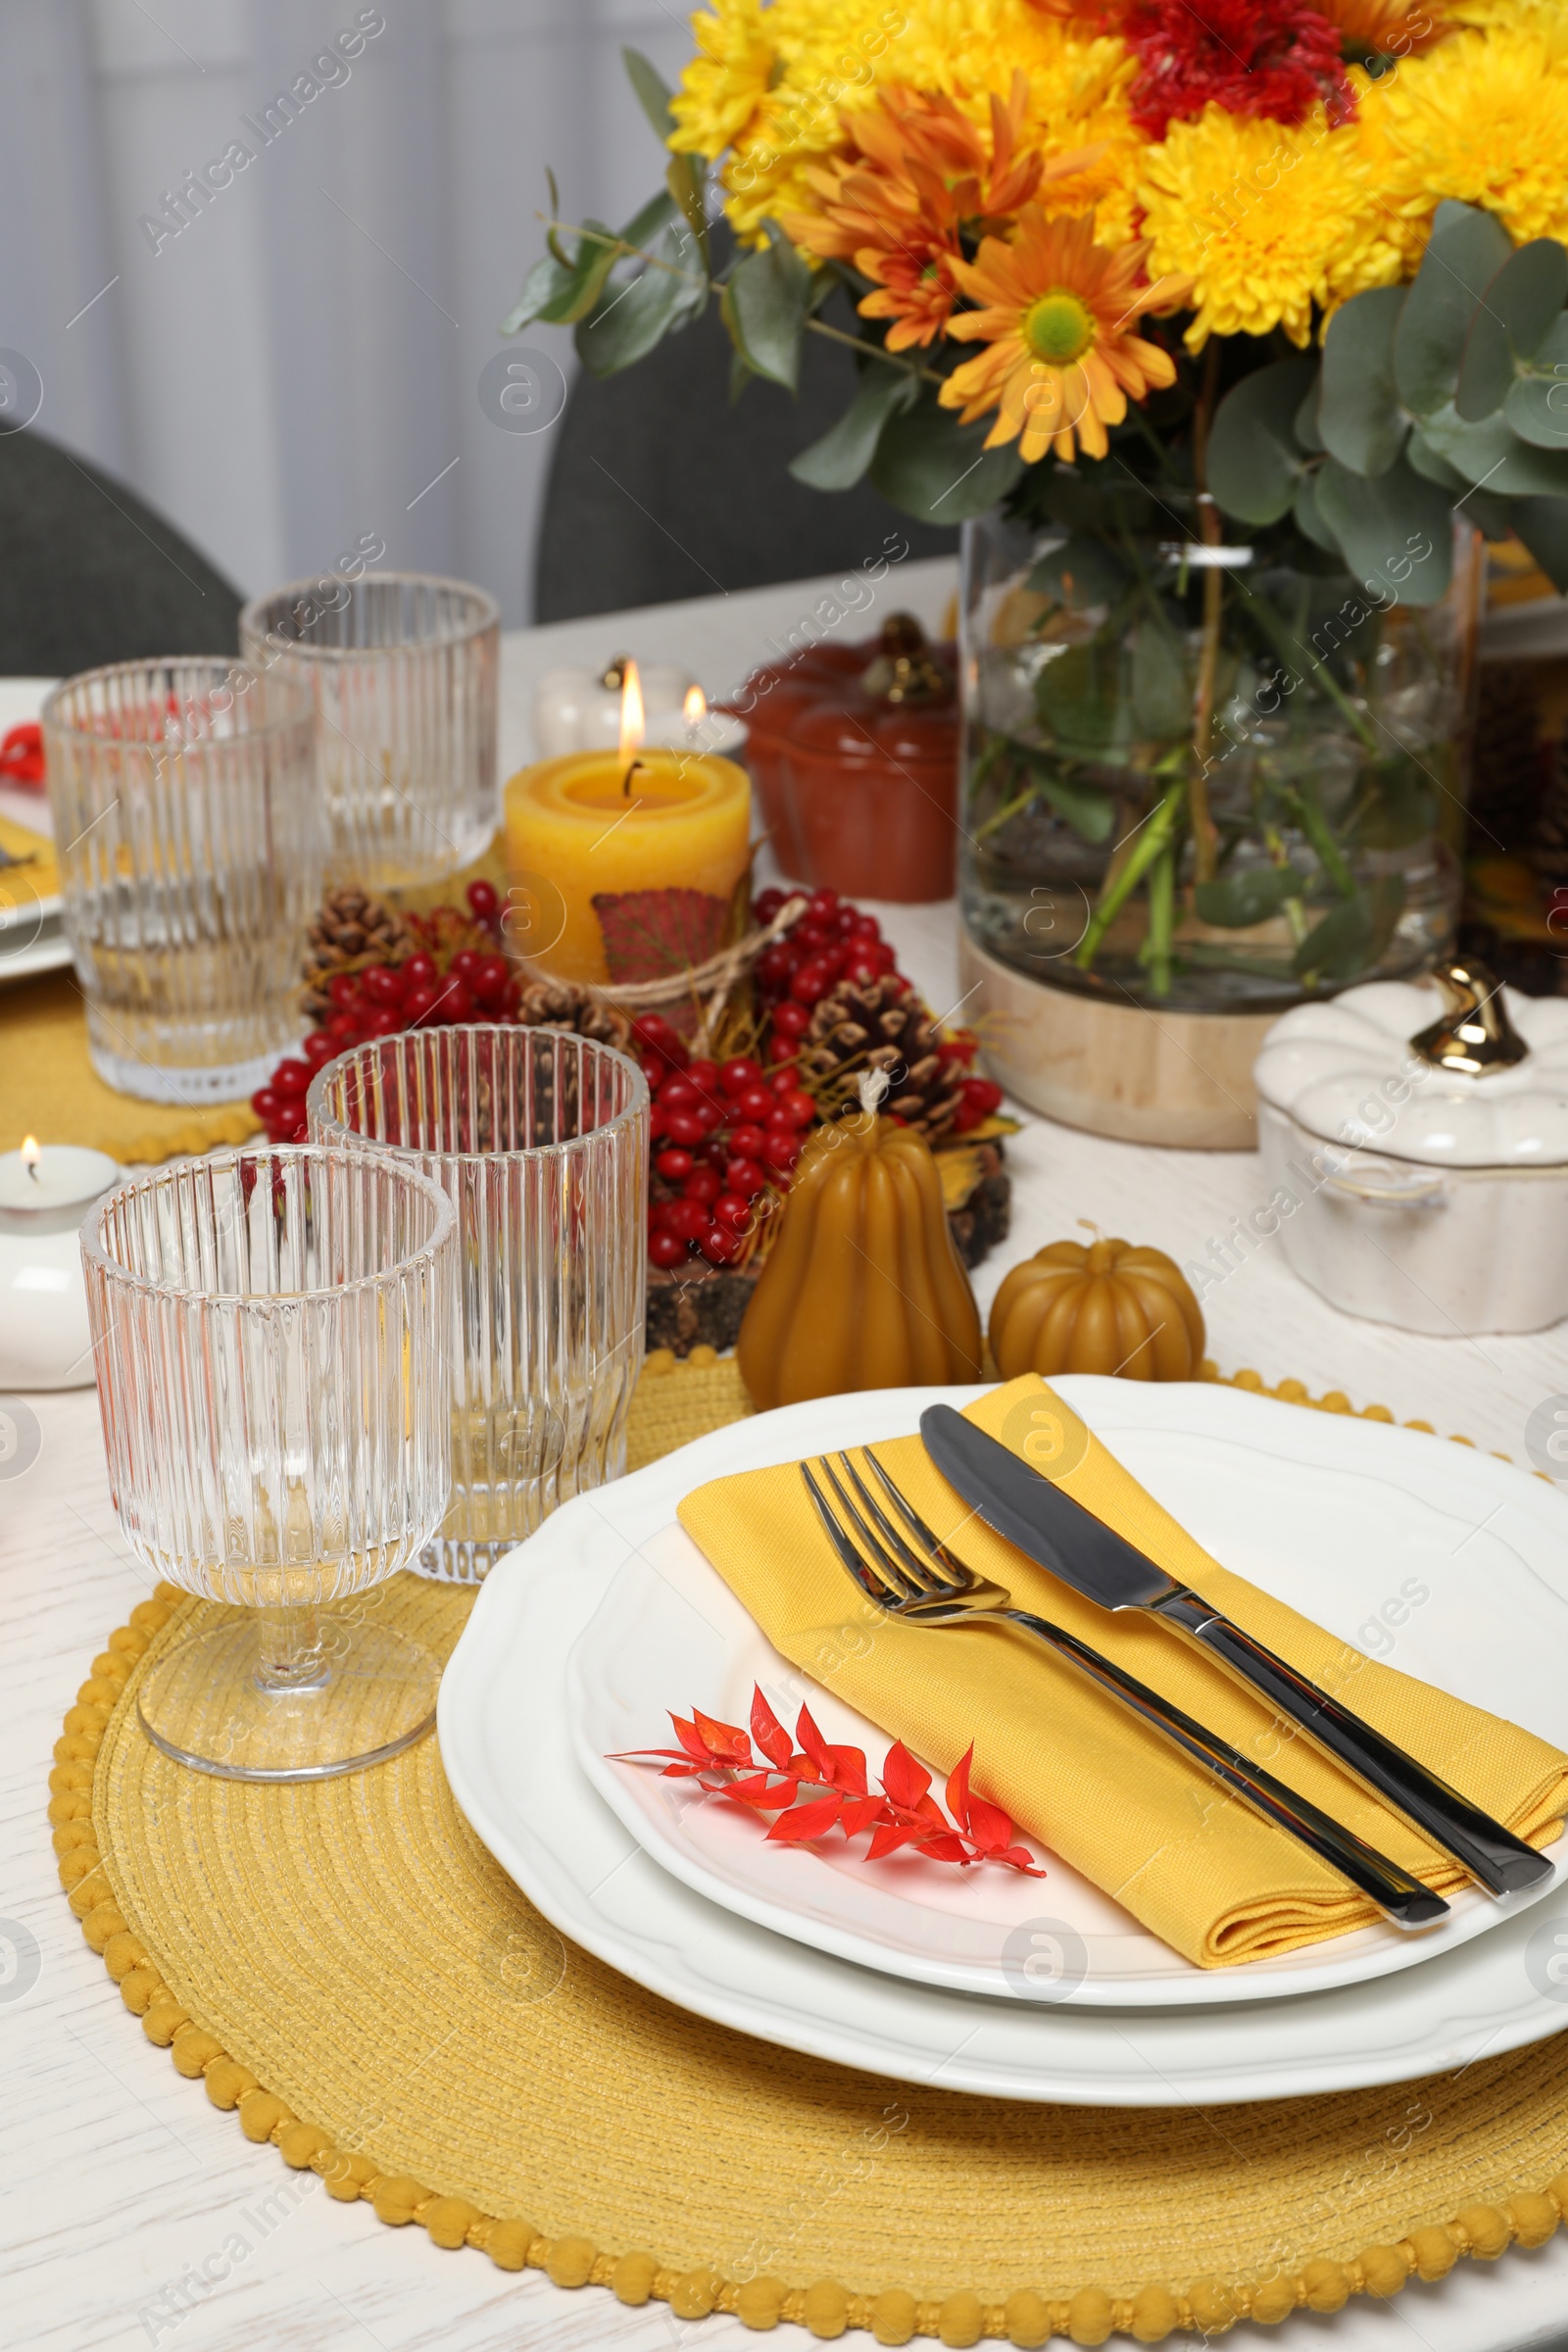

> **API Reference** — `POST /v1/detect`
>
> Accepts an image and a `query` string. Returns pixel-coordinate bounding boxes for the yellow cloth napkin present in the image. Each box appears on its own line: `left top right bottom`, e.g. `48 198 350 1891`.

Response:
677 1374 1568 1968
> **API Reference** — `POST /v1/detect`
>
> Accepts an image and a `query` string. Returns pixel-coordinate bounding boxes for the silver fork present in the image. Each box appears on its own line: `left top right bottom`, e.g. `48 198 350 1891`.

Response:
800 1449 1448 1933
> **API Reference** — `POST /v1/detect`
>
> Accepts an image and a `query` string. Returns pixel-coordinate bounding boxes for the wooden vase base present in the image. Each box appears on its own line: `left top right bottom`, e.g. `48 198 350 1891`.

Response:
959 931 1272 1151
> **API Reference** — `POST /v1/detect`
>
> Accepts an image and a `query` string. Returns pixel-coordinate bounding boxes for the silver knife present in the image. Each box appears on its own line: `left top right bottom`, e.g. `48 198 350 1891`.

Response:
920 1404 1553 1898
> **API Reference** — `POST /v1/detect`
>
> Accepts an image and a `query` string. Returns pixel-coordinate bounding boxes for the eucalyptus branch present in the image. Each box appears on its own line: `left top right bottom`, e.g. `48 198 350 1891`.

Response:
536 215 948 386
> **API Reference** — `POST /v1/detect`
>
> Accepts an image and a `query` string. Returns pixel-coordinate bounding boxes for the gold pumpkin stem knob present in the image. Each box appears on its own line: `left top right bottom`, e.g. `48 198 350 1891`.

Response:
1408 957 1529 1077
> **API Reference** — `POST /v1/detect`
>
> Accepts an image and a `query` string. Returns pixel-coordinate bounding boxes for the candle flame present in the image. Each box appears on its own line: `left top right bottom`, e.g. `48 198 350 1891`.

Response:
22 1135 40 1180
683 684 707 727
618 659 646 767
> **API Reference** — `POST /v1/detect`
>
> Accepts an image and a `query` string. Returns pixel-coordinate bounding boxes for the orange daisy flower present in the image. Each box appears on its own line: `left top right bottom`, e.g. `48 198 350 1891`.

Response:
1315 0 1449 52
782 75 1101 353
940 209 1186 464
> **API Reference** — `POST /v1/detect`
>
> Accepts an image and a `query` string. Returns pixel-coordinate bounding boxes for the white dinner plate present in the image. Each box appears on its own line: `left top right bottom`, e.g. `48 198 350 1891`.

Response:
567 1443 1565 2004
439 1380 1568 2105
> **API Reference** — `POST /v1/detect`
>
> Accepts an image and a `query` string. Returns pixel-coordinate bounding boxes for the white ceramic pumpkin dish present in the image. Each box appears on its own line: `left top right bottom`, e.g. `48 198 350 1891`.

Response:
1252 972 1568 1333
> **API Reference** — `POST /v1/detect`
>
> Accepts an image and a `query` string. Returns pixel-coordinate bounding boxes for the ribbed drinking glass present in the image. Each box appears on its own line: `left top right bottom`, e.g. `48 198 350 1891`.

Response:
80 1146 457 1781
308 1024 648 1582
42 661 318 1102
239 572 500 888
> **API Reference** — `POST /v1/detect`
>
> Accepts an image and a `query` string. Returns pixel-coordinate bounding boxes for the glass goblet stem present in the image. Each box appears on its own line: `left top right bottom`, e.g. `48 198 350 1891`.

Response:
256 1601 329 1693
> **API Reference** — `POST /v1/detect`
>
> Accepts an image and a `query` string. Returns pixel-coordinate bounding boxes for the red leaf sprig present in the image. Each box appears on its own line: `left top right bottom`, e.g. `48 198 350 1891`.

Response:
611 1686 1045 1877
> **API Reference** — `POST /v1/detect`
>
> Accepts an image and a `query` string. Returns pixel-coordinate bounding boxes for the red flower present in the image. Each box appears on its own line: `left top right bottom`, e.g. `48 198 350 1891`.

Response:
1122 0 1354 137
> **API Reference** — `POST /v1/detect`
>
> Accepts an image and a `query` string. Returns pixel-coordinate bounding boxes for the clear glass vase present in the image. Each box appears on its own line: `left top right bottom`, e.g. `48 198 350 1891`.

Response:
958 503 1484 1013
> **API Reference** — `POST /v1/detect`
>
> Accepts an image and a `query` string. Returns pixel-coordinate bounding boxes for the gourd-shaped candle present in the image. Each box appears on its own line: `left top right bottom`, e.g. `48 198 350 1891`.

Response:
738 1075 982 1408
989 1236 1204 1382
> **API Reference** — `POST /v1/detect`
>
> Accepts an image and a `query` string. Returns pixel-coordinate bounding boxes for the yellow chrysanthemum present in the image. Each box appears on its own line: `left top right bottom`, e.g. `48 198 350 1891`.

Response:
668 0 778 163
940 208 1181 463
673 0 1149 247
1356 26 1568 266
1138 102 1400 350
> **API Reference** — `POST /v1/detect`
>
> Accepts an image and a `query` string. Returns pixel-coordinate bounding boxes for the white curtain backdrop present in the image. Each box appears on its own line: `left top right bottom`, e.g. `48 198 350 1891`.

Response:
0 0 695 623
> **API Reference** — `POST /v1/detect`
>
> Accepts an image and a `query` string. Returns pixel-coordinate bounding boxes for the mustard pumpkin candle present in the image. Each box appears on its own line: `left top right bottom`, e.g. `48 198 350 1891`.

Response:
738 1096 982 1409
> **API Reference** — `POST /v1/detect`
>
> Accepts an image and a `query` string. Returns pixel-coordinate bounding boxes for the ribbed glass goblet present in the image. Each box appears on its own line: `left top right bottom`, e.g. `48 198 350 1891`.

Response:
308 1024 648 1582
80 1146 457 1781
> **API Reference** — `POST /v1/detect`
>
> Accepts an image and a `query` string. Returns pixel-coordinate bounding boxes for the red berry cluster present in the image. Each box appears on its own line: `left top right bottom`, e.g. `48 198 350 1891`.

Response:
251 881 514 1144
752 884 1002 1135
750 884 898 1008
641 1011 817 1271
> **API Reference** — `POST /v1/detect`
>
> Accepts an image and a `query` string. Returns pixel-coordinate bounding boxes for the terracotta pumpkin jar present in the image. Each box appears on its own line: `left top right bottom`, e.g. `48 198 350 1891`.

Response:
988 1238 1205 1383
729 614 958 904
738 1111 982 1408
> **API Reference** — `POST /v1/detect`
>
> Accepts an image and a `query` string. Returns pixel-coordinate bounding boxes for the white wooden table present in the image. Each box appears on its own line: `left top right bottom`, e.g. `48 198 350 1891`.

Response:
6 568 1568 2352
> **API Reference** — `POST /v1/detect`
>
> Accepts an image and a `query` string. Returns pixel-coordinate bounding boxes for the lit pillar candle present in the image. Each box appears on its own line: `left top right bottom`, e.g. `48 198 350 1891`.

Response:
0 1137 121 1390
504 665 752 986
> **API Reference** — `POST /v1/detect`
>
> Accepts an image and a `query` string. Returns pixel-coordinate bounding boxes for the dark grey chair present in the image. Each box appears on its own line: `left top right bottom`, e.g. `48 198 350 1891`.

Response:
0 423 242 675
533 297 957 621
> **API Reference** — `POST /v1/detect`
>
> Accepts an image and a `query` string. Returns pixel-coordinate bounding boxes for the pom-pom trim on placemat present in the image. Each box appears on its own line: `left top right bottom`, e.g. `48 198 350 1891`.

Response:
49 1367 1567 2344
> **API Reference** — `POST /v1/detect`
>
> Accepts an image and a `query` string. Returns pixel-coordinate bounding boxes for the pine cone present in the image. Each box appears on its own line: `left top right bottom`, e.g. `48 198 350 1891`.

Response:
301 885 416 1019
798 975 964 1141
514 977 632 1054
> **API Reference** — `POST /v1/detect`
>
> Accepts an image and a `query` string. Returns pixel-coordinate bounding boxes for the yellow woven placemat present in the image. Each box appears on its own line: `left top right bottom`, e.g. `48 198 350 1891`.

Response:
0 833 510 1162
51 1359 1568 2345
0 970 261 1162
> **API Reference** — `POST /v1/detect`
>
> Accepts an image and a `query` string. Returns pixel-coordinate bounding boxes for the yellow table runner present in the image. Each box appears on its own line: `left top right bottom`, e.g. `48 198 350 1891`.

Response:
679 1374 1568 1968
49 1356 1568 2345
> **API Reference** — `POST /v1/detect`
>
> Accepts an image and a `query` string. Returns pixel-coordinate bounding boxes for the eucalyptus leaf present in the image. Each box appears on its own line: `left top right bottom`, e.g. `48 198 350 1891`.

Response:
1021 760 1117 843
1194 864 1307 928
1026 534 1129 611
1031 466 1157 536
1504 335 1568 451
1295 380 1326 456
1393 200 1511 416
1130 621 1191 739
1510 496 1568 593
868 392 1023 521
725 230 812 390
665 155 709 272
1293 468 1344 555
1320 286 1409 477
789 366 916 490
1403 428 1472 493
511 220 619 327
1313 457 1454 605
1034 640 1127 755
620 190 676 254
575 226 707 376
1293 878 1405 985
501 251 575 335
1456 239 1568 421
1420 401 1568 495
1207 359 1318 525
622 46 675 141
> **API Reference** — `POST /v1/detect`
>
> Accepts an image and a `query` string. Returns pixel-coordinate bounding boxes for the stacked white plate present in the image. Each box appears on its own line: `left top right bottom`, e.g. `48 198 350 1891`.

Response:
439 1377 1568 2107
0 677 69 986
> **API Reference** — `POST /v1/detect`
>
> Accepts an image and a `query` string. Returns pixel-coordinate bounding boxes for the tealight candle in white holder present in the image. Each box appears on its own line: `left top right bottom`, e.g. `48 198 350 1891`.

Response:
643 683 749 762
0 1137 120 1389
